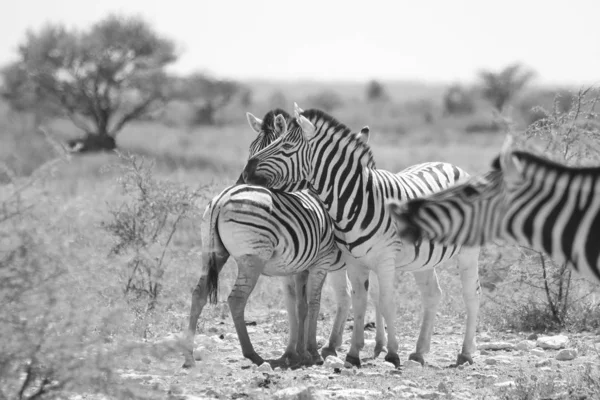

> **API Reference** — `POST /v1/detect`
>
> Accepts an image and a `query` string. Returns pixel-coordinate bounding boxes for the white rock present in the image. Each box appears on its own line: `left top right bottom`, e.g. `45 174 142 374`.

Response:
403 360 422 369
273 386 318 400
258 362 272 372
535 359 551 367
478 342 514 351
340 368 355 376
323 355 344 369
556 348 578 361
515 340 537 351
485 358 498 365
494 381 515 388
224 332 237 342
383 361 396 369
540 366 552 372
537 335 569 350
531 348 546 357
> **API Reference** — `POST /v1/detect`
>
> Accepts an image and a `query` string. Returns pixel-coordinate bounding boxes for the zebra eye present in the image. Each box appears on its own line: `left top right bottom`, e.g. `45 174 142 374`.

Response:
282 142 294 150
463 186 479 197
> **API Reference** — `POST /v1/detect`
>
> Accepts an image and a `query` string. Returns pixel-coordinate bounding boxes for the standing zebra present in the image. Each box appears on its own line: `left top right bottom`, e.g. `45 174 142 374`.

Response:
183 109 380 369
242 105 481 368
387 135 600 284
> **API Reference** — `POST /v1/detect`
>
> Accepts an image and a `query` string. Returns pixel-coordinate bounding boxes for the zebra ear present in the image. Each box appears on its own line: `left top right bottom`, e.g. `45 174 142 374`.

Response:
357 126 370 144
294 102 304 116
297 115 317 140
274 114 287 136
246 112 263 134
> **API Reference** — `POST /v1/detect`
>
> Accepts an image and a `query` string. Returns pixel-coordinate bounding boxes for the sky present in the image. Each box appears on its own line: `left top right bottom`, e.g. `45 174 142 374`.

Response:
1 0 599 85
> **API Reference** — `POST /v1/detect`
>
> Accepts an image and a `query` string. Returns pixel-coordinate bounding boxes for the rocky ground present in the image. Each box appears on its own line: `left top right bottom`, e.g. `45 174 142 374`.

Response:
107 311 600 400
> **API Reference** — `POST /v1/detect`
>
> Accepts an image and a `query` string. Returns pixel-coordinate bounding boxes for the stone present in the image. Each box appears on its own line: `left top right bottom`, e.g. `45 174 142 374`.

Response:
535 359 551 367
484 358 497 365
258 362 273 372
383 361 396 369
539 366 552 372
527 333 539 340
536 335 569 350
494 381 515 388
141 357 151 364
478 342 514 351
323 356 344 369
403 360 423 369
556 348 578 361
340 368 355 376
515 340 536 351
531 348 546 357
273 386 319 400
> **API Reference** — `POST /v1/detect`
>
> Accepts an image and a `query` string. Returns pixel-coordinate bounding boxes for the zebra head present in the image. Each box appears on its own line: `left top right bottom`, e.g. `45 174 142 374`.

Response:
386 166 508 247
242 104 317 190
237 108 293 185
243 103 373 191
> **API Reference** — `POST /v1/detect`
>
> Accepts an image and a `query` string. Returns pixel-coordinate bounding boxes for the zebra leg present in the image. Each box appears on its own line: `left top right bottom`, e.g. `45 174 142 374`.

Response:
410 268 442 366
293 271 311 365
182 252 227 369
377 261 400 368
273 275 301 367
455 246 481 366
305 268 328 365
227 256 264 365
369 272 388 358
182 275 210 368
321 268 351 360
345 264 370 368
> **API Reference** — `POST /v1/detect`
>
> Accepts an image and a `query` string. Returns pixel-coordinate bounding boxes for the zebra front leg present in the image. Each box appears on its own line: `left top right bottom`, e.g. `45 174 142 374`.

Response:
293 271 311 365
272 275 302 367
410 268 442 366
377 261 400 368
455 246 481 366
321 268 351 360
345 264 370 368
305 268 328 365
368 272 388 358
227 257 264 365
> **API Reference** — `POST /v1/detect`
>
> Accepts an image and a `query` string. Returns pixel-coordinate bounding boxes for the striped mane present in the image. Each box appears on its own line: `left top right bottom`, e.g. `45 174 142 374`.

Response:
299 108 377 169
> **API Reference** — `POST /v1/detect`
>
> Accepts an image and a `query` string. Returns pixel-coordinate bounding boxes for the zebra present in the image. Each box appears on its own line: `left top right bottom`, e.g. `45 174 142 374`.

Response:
386 135 600 284
183 108 381 369
242 104 481 368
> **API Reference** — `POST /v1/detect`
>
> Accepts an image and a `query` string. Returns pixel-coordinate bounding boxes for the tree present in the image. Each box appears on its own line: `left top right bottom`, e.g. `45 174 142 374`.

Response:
168 73 241 126
305 90 343 112
1 15 177 152
478 63 535 111
443 84 475 116
366 80 388 102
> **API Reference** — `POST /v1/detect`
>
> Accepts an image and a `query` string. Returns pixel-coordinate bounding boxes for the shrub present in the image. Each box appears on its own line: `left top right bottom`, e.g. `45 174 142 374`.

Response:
304 90 344 112
443 84 475 116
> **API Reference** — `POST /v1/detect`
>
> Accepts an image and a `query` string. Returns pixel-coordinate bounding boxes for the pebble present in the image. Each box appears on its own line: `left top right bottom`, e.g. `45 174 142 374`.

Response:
478 342 514 351
383 361 396 369
258 362 272 372
323 356 344 369
535 359 551 367
403 360 422 369
540 366 552 372
272 386 316 400
531 348 546 357
494 381 516 388
537 335 569 350
515 340 536 351
556 348 578 361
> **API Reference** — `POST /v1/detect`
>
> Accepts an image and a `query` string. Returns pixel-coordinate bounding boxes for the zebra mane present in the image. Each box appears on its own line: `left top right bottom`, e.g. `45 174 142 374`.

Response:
262 108 292 132
298 108 377 168
514 150 600 175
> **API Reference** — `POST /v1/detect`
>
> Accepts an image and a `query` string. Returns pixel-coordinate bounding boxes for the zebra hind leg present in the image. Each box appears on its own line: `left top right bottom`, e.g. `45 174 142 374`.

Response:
410 268 442 366
369 272 388 359
455 246 481 367
321 268 351 360
271 275 303 368
227 256 264 366
304 268 328 366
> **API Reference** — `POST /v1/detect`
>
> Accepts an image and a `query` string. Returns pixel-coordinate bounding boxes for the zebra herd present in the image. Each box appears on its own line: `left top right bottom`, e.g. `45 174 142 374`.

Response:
183 103 600 371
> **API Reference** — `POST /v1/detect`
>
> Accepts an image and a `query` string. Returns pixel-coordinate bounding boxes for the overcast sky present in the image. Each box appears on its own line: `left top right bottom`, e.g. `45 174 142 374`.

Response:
2 0 598 85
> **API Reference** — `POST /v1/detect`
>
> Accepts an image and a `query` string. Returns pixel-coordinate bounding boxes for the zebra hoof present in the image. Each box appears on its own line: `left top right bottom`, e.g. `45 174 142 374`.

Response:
385 353 401 368
345 354 362 368
320 347 338 360
181 359 196 369
408 352 425 366
455 353 474 366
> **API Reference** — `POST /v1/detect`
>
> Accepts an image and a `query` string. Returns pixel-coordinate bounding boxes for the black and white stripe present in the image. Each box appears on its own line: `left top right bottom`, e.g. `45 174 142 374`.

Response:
388 148 600 284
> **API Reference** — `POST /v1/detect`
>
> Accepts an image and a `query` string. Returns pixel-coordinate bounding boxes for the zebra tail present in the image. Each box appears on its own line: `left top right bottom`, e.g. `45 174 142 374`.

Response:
201 198 230 305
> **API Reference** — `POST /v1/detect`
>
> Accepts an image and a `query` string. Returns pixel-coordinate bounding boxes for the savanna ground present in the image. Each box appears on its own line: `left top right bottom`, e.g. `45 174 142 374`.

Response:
3 84 600 400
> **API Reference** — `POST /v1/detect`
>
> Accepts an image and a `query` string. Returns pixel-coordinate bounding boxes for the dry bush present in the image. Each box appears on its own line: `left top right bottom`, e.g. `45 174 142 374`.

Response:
102 152 204 316
0 146 162 399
